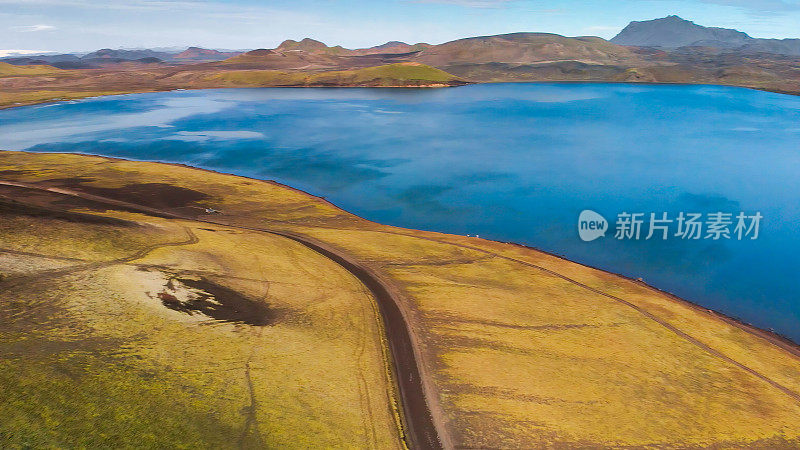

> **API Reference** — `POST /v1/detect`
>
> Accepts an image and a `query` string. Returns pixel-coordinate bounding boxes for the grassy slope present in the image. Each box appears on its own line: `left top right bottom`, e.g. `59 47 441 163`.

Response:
0 61 63 77
0 63 100 108
0 63 463 109
0 90 133 109
206 63 463 86
1 152 799 448
0 158 401 448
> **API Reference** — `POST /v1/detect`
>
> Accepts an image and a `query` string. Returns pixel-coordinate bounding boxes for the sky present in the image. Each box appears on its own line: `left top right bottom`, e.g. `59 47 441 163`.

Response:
1 0 799 55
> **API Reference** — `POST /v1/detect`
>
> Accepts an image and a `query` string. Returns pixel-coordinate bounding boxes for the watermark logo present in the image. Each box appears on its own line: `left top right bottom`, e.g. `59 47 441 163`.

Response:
578 210 608 241
579 210 762 241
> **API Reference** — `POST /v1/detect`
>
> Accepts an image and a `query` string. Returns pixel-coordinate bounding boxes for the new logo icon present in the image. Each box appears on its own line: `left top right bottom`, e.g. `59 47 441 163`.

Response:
578 210 607 241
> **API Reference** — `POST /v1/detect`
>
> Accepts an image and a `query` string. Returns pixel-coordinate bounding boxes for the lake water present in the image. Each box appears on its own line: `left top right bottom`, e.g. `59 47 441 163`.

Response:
1 83 799 341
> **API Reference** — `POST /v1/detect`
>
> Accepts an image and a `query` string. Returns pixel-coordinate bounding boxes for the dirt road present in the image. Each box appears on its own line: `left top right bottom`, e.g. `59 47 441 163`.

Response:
0 180 445 450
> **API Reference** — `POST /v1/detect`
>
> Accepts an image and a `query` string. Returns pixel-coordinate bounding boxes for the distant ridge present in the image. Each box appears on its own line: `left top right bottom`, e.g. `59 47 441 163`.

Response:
415 32 635 66
82 48 173 60
173 47 241 61
354 41 431 55
273 38 427 56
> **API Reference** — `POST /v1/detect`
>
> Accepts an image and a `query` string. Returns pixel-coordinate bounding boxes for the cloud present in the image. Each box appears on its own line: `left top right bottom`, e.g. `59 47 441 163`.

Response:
0 0 203 9
0 49 53 56
10 24 55 32
0 0 320 29
410 0 518 8
699 0 800 11
648 0 800 13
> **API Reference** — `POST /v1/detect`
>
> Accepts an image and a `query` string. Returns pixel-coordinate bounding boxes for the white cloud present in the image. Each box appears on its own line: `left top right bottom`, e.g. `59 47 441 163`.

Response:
0 48 53 56
0 0 203 9
10 24 55 32
643 0 800 13
411 0 518 8
698 0 800 12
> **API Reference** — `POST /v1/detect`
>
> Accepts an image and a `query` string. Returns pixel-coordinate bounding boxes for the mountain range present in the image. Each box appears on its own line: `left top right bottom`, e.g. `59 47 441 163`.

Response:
2 15 799 107
0 47 244 68
4 15 798 68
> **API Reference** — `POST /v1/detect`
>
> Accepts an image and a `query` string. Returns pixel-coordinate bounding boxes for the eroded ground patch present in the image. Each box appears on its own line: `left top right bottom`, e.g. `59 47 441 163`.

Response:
144 270 276 326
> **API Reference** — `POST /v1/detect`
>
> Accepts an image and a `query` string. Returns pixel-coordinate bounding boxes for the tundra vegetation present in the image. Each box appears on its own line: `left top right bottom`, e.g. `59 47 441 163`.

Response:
0 151 799 448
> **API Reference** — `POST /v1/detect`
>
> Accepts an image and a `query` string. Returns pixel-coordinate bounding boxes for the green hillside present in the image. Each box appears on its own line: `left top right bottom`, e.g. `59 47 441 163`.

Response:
0 61 63 77
206 63 465 87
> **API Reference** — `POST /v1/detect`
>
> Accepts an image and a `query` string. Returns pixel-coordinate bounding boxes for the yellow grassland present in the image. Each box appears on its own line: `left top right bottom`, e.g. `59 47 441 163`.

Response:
0 151 798 448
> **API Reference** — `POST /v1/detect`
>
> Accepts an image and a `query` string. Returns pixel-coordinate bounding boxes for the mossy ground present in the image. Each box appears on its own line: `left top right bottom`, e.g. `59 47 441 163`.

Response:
0 161 400 448
0 62 64 77
1 151 799 448
205 63 463 87
0 63 463 110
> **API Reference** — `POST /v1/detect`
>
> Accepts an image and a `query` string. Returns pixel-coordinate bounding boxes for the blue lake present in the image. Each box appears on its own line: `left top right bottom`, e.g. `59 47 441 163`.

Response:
1 83 799 341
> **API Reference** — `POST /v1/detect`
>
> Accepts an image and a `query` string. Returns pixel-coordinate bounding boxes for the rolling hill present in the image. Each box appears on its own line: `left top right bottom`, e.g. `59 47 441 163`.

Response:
276 38 340 53
206 62 466 87
416 32 638 66
0 61 63 77
218 48 342 70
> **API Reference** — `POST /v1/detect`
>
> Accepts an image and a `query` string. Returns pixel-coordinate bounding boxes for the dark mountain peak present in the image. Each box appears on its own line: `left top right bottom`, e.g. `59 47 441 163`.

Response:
611 15 751 48
374 41 409 49
632 15 692 25
179 46 212 55
173 47 238 60
90 48 116 58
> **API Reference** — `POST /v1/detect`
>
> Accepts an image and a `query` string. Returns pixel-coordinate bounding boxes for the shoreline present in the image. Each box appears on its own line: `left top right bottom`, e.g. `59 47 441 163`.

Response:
1 79 797 111
0 82 466 111
501 239 800 355
5 148 799 353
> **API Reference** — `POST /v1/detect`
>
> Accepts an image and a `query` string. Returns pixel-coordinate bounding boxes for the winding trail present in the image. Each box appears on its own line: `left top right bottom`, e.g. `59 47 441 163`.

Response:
275 232 443 450
0 180 445 450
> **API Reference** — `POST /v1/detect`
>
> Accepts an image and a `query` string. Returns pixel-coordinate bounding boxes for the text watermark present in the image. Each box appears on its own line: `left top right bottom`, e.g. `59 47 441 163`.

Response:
579 210 762 242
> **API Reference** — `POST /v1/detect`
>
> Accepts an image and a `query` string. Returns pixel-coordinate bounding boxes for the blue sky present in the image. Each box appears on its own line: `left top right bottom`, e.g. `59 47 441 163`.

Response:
1 0 799 55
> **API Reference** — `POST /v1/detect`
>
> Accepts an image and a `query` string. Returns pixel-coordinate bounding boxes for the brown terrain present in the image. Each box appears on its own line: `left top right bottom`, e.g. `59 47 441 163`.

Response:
2 16 800 448
2 26 800 109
